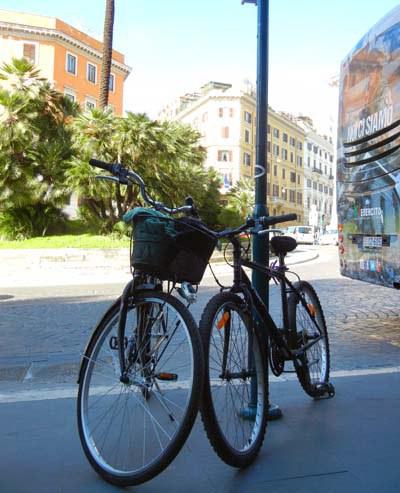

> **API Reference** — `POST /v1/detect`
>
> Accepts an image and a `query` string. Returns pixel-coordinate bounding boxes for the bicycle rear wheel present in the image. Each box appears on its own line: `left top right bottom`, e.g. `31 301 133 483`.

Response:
77 291 203 486
199 292 268 468
288 281 330 397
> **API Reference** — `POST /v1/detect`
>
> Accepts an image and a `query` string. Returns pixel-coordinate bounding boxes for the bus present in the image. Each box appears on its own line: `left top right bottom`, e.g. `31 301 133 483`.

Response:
337 6 400 288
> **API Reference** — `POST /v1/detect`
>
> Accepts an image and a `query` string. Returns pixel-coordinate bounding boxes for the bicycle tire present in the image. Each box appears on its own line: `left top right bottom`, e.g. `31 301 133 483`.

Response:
288 281 330 398
77 291 203 486
199 292 268 468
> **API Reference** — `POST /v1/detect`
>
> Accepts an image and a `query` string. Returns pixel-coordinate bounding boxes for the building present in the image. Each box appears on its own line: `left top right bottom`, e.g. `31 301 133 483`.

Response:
296 116 335 229
0 9 131 115
160 80 306 224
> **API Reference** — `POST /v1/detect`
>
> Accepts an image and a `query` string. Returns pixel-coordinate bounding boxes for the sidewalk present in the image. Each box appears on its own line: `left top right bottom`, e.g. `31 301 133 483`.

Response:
1 369 399 493
0 246 318 288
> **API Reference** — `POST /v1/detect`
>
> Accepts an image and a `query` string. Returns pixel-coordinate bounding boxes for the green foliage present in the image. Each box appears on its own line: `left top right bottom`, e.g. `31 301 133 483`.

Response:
218 178 255 227
67 111 222 231
0 58 79 239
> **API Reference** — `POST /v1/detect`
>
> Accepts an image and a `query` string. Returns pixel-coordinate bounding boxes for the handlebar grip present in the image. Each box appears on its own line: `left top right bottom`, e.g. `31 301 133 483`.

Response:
261 213 297 227
89 158 115 173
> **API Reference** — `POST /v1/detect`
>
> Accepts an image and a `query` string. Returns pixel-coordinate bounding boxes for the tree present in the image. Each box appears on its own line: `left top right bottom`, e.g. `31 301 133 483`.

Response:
225 177 255 219
67 111 221 231
99 0 115 109
0 58 79 238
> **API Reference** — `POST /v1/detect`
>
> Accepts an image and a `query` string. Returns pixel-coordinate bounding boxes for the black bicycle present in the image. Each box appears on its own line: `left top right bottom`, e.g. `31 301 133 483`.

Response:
199 214 335 468
77 159 213 486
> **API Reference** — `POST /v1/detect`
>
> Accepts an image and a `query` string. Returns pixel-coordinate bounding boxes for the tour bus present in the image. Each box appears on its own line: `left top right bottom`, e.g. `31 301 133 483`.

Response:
337 5 400 288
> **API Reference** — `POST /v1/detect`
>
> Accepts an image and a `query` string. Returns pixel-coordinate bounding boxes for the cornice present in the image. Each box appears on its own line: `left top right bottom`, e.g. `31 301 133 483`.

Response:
0 21 132 76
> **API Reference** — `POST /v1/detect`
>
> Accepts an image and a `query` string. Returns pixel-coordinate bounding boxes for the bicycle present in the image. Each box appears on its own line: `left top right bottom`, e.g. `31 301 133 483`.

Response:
77 159 214 486
199 214 335 468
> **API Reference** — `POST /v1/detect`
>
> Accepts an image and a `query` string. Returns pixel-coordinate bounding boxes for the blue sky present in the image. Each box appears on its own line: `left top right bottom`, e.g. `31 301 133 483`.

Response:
2 0 400 132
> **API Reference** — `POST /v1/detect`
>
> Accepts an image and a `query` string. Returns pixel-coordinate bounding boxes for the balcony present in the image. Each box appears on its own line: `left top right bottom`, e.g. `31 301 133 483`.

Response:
312 166 323 175
329 174 334 180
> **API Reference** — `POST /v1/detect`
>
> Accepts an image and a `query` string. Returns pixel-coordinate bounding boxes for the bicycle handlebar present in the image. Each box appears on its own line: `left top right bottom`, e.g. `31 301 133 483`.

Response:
89 158 196 216
215 213 297 239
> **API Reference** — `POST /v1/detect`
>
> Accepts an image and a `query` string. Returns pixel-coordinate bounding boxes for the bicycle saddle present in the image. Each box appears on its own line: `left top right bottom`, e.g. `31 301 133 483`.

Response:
270 235 297 255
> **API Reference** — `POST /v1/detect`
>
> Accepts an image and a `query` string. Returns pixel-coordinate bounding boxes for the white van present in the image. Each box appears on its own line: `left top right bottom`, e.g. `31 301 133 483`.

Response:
286 225 314 244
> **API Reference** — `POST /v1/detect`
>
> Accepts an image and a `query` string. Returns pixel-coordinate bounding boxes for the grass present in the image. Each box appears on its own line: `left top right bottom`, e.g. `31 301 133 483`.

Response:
0 234 130 249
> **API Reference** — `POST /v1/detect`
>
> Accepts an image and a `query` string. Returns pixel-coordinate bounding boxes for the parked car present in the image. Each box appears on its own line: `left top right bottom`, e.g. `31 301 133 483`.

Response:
319 229 339 246
286 225 314 244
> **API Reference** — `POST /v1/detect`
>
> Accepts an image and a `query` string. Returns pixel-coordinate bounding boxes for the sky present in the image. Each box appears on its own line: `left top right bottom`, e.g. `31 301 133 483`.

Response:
2 0 400 134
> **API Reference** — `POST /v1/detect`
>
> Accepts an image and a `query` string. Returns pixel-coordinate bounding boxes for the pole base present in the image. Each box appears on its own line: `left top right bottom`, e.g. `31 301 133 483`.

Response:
239 403 283 421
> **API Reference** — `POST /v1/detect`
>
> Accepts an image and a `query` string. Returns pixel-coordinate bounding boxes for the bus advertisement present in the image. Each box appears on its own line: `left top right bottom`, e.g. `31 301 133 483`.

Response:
337 6 400 288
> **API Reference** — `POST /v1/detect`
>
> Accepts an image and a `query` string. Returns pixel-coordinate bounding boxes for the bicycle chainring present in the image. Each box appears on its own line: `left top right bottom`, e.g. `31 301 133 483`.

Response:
269 341 285 377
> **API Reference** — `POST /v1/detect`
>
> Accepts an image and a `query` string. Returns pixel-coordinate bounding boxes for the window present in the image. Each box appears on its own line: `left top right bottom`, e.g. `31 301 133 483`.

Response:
307 179 312 188
244 111 252 123
273 144 279 156
218 150 232 162
272 184 279 197
219 107 224 117
297 156 302 166
244 129 250 144
307 142 312 151
66 53 77 75
109 73 115 92
290 172 296 183
282 168 286 179
229 108 234 117
307 157 311 167
313 181 317 190
267 141 271 153
266 163 270 173
85 98 96 111
283 132 288 143
297 175 301 185
325 152 328 159
64 89 76 102
324 165 327 175
273 128 279 138
313 145 318 154
290 152 294 163
319 184 323 192
87 63 97 83
307 197 310 209
221 127 229 138
267 124 271 133
282 148 288 160
282 188 287 200
289 137 296 146
324 186 328 194
298 142 303 150
267 182 271 195
222 173 232 188
329 155 333 163
297 192 302 204
23 43 36 64
273 165 277 177
329 187 333 196
243 152 251 166
289 190 295 203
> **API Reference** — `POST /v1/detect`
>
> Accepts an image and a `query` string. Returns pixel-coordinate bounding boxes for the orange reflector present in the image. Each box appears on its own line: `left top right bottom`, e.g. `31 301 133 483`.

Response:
217 312 230 330
156 373 178 381
307 303 316 317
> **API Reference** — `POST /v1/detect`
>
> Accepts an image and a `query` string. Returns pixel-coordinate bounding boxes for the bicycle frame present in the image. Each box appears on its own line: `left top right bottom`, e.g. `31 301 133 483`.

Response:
228 236 323 365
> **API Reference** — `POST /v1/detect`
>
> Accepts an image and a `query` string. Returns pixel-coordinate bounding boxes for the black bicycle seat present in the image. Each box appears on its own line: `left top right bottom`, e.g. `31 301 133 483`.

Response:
270 236 297 255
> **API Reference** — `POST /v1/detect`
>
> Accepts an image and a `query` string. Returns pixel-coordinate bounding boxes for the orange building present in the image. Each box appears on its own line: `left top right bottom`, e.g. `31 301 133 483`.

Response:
0 9 131 115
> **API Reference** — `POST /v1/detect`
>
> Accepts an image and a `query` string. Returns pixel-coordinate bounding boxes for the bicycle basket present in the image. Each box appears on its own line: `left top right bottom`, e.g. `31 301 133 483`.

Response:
126 208 217 284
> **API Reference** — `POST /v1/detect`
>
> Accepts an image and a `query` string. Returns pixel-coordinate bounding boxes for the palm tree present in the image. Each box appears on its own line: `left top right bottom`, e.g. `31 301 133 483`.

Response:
226 178 255 220
99 0 115 109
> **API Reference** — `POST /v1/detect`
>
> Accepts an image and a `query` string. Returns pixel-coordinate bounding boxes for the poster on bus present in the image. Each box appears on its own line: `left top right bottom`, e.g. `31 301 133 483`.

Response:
337 5 400 288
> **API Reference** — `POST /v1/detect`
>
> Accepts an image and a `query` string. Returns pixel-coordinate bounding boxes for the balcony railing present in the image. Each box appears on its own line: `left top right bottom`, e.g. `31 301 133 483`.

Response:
312 166 323 174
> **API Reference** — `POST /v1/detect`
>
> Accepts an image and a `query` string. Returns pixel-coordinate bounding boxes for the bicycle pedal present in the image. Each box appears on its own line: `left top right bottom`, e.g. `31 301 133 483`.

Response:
155 372 178 381
313 382 335 399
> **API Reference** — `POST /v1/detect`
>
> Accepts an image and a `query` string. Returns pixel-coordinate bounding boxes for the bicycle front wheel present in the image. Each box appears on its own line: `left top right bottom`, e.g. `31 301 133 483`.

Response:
77 291 203 486
288 281 330 398
199 292 268 468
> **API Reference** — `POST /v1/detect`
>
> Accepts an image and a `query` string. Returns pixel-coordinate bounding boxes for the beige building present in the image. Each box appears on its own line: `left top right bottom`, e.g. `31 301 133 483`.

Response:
160 81 306 224
0 9 131 115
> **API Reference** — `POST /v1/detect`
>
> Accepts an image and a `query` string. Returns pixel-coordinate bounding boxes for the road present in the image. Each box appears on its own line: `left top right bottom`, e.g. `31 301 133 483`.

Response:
1 245 400 392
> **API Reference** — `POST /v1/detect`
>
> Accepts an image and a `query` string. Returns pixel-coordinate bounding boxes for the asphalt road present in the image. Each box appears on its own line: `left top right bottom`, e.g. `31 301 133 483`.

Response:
1 245 400 389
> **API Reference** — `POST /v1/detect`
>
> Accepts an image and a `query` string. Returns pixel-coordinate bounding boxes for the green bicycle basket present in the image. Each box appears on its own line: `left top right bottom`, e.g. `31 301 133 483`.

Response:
124 208 217 284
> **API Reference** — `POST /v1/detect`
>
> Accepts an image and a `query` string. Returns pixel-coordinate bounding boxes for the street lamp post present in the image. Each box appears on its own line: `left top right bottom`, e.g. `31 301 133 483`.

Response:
241 0 282 421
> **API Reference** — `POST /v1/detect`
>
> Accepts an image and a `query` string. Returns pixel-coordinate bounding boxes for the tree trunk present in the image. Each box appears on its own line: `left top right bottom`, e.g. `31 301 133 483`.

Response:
99 0 115 109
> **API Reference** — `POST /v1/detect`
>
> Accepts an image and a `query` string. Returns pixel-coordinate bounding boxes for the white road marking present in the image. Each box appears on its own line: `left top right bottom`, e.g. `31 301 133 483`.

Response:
1 366 400 403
